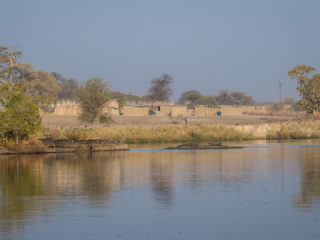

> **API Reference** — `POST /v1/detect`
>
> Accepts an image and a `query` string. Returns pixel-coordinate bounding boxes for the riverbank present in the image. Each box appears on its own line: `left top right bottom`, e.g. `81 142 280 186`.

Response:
0 140 128 155
1 120 319 154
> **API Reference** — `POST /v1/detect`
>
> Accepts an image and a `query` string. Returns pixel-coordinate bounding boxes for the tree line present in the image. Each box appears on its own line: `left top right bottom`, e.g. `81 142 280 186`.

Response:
178 90 255 106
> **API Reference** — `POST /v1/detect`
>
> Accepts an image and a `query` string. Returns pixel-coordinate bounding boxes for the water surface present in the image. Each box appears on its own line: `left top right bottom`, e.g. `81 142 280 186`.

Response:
0 140 320 240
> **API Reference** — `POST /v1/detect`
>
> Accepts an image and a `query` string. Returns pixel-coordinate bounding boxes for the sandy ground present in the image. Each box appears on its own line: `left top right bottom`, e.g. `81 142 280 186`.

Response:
42 114 300 128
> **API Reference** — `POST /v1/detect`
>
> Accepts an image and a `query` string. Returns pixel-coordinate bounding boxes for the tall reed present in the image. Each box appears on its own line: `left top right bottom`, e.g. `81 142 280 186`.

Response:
266 120 320 140
49 125 253 144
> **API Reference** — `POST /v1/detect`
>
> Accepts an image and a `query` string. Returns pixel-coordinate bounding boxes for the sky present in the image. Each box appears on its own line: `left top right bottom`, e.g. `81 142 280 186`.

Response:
1 0 319 102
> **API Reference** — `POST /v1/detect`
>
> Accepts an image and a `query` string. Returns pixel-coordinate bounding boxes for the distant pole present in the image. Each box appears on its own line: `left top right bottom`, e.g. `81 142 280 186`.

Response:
278 82 282 104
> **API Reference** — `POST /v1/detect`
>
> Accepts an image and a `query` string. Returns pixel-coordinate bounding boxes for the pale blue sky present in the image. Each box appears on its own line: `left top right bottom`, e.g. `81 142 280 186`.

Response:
1 0 319 101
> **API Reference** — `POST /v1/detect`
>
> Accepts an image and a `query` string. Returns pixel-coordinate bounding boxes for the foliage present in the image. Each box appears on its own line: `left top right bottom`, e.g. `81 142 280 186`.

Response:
0 46 23 84
268 103 284 112
291 100 304 112
0 46 60 108
178 90 202 104
117 97 125 109
75 78 110 123
283 97 296 105
216 90 255 105
148 73 173 102
190 132 201 144
24 71 60 104
51 72 78 100
99 113 113 124
288 65 320 113
110 91 141 103
61 128 88 141
0 46 50 142
194 96 218 106
179 89 254 106
0 84 41 142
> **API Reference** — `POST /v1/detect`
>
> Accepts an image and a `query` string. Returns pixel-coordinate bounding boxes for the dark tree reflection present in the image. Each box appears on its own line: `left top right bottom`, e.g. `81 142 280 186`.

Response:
295 149 320 208
150 153 174 208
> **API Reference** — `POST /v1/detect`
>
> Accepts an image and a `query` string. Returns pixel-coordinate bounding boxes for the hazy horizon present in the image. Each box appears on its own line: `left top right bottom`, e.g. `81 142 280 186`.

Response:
1 0 319 102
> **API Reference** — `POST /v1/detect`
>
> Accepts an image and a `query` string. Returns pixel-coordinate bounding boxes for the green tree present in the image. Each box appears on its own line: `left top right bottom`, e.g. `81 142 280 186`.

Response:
216 90 255 105
230 92 255 105
0 46 60 107
110 91 141 104
178 90 202 104
75 78 110 123
0 84 41 143
0 46 59 142
25 71 60 105
117 97 125 115
288 65 320 113
194 96 218 106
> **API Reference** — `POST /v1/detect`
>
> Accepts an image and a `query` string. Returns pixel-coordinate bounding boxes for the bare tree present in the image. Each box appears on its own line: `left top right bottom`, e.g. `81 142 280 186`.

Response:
148 73 173 102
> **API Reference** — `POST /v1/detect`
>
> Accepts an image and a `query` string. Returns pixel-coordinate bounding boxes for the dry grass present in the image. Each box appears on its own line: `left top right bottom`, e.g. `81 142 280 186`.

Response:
266 120 320 140
42 125 254 144
41 114 298 127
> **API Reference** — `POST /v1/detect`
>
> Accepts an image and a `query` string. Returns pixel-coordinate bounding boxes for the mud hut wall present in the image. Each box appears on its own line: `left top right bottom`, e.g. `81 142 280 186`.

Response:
50 100 80 116
125 100 174 106
194 106 218 116
48 100 121 116
219 106 253 116
156 105 187 117
102 101 120 115
121 106 149 116
107 100 119 108
156 105 173 116
105 107 119 115
187 108 195 117
171 106 187 117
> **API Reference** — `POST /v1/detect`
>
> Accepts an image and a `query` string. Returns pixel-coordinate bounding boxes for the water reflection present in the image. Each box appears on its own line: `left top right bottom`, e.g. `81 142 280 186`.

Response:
295 148 320 208
0 143 320 238
0 155 44 236
150 153 174 208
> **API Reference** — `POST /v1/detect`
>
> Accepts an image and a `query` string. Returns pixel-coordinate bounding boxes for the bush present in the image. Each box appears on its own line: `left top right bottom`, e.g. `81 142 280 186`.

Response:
75 78 110 123
62 128 88 141
99 113 113 124
0 84 42 143
269 103 284 112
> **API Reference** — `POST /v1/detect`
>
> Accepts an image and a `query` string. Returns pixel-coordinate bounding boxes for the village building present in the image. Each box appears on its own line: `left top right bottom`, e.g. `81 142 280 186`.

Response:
45 99 259 118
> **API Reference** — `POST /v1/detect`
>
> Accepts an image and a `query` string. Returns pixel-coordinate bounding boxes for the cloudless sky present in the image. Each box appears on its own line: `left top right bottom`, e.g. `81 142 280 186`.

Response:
1 0 320 102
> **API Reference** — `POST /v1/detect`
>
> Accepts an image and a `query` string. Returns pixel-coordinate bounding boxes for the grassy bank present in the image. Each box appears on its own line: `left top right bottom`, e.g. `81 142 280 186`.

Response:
266 120 320 140
42 125 254 144
39 120 320 144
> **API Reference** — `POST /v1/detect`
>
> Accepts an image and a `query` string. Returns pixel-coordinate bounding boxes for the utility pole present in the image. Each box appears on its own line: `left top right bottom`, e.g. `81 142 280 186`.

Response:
278 82 282 104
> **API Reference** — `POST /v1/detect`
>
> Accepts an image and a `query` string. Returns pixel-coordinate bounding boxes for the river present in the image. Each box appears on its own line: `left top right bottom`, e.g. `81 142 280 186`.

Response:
0 140 320 240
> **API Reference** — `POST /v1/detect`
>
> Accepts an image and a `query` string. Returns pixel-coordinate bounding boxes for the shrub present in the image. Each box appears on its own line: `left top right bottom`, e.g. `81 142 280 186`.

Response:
75 78 110 123
0 84 42 143
99 113 113 124
61 128 88 141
